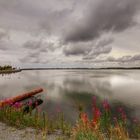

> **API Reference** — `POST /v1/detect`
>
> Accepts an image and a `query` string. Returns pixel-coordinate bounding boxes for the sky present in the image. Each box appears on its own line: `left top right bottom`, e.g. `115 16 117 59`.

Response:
0 0 140 68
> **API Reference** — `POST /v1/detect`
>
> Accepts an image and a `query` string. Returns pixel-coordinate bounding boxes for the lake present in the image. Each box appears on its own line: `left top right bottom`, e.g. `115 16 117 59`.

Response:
0 69 140 123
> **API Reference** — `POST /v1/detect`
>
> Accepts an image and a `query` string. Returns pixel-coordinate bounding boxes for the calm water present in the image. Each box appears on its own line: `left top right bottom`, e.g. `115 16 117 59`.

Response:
0 70 140 122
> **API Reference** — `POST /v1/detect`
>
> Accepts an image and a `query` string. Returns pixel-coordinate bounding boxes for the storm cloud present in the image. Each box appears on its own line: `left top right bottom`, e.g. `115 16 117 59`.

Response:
0 0 140 68
65 0 140 43
63 36 114 60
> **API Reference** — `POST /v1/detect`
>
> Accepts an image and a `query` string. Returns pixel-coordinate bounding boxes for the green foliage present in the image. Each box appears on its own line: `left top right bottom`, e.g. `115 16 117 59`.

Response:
74 131 98 140
0 106 71 136
0 97 140 140
0 65 13 71
99 111 111 132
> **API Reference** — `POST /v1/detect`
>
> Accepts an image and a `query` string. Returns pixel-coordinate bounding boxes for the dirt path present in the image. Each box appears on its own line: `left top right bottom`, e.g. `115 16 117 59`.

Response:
0 122 67 140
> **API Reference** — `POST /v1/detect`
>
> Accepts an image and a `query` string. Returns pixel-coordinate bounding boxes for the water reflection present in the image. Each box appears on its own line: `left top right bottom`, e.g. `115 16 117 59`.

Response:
0 70 140 122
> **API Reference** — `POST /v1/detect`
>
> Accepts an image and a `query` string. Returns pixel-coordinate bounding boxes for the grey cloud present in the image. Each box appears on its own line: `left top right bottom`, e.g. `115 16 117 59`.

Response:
0 0 140 68
65 0 140 43
83 46 112 60
83 38 113 60
108 54 140 62
0 41 9 50
0 30 10 50
0 0 74 34
0 31 9 40
107 56 116 62
19 51 41 64
63 37 113 60
39 8 74 36
86 54 140 64
23 40 41 50
19 51 52 64
20 40 46 63
23 40 58 52
20 39 61 64
63 42 92 56
83 54 140 64
117 56 132 62
95 38 114 48
132 55 140 61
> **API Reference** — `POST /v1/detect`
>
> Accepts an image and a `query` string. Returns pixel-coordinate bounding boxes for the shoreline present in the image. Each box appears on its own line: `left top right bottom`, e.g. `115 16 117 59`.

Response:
21 67 140 71
0 69 22 74
0 122 66 140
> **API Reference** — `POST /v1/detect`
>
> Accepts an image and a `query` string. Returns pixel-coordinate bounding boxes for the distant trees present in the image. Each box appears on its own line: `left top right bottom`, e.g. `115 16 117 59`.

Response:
0 65 14 71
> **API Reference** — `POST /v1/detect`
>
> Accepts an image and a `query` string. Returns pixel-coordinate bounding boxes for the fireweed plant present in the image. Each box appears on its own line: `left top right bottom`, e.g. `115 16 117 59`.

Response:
71 96 140 140
0 96 140 139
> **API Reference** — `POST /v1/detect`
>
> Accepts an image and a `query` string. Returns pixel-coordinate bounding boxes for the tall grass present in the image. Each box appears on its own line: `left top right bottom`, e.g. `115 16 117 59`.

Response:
0 97 140 139
71 96 140 140
0 102 71 137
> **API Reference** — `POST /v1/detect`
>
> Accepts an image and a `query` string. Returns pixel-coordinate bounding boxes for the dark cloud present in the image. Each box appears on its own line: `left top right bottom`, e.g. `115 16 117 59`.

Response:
0 0 140 67
108 54 140 63
63 37 113 59
63 42 92 56
83 38 113 60
39 8 74 36
65 0 140 43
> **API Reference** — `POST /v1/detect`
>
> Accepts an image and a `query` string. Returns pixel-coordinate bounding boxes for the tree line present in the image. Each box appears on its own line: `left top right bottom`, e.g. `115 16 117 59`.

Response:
0 65 15 71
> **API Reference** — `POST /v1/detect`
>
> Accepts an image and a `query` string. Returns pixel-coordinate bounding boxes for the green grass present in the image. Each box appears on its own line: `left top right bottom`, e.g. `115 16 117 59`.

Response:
0 105 71 137
0 97 140 140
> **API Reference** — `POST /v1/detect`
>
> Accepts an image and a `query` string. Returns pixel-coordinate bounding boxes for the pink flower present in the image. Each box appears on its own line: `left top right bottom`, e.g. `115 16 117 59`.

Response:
117 107 127 121
92 107 101 125
13 102 22 109
117 107 124 113
102 99 110 111
4 99 12 105
28 100 32 106
121 112 127 121
92 96 101 124
35 101 38 107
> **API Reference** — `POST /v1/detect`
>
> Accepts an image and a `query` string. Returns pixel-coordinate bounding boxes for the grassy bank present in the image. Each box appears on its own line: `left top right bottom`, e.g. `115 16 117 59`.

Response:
0 97 140 140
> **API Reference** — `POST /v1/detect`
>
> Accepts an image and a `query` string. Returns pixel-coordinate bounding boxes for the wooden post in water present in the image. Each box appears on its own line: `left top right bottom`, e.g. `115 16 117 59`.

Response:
0 88 43 107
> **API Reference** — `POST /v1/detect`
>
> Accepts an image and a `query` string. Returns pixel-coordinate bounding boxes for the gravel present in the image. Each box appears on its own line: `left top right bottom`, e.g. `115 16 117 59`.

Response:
0 122 67 140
